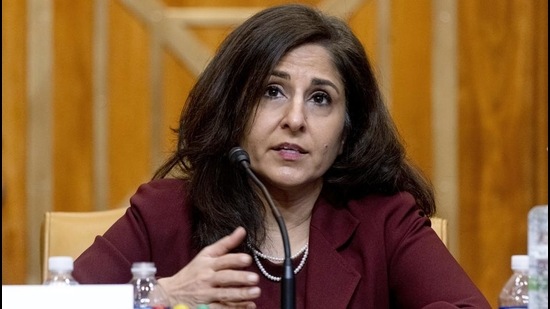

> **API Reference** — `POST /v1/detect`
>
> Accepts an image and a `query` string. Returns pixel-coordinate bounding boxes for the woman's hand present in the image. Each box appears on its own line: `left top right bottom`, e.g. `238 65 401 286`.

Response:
158 227 261 308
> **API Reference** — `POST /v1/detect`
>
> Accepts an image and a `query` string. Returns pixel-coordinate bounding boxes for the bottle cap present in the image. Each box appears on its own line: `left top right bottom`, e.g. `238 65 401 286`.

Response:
511 255 529 271
48 256 74 272
131 262 157 276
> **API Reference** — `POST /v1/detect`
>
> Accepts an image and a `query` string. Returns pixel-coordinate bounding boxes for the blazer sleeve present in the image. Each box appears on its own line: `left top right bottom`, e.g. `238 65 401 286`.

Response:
383 193 491 308
73 179 193 284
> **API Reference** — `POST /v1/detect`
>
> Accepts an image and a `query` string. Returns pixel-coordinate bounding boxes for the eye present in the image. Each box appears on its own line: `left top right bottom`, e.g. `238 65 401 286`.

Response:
264 85 284 99
310 91 332 106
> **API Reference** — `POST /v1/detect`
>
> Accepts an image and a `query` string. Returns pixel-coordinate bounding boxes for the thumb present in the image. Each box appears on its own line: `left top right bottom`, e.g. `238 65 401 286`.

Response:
200 226 247 257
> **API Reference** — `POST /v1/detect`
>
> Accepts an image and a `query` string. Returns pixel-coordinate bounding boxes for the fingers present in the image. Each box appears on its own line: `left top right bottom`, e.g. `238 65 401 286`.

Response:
162 227 260 307
177 301 257 309
204 286 261 306
209 301 257 309
210 253 252 271
202 226 247 257
212 269 259 287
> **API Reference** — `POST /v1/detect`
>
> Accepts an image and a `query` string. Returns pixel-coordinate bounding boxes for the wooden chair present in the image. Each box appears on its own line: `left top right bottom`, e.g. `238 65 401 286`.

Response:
39 208 448 281
40 207 127 282
430 216 448 247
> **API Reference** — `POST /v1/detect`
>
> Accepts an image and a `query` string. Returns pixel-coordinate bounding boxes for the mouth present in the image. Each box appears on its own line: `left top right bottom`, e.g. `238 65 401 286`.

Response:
273 143 307 154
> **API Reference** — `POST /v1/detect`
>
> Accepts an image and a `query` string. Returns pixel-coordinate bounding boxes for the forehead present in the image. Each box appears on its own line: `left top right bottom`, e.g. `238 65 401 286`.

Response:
273 44 343 83
277 44 335 67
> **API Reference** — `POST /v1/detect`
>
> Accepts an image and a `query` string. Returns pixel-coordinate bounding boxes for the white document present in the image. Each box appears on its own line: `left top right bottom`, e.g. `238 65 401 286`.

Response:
2 284 133 309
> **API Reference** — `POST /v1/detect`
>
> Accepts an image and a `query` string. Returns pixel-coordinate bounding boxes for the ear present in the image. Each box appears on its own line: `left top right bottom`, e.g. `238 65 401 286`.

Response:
338 138 345 155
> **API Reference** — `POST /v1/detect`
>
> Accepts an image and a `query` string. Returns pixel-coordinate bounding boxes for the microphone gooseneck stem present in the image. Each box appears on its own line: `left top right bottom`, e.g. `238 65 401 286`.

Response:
228 147 296 309
242 163 296 309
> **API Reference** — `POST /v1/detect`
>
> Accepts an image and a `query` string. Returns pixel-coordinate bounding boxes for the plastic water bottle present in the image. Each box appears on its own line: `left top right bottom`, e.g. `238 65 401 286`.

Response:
130 262 170 309
43 256 79 285
528 205 548 309
499 255 529 308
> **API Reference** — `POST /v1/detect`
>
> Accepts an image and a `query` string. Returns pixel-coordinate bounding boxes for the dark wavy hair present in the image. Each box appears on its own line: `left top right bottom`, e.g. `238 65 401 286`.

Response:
153 4 435 250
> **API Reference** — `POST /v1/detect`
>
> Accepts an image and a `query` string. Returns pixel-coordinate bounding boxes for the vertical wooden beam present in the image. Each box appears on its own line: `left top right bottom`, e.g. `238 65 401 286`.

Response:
376 0 392 108
431 0 459 257
26 0 53 283
93 0 109 210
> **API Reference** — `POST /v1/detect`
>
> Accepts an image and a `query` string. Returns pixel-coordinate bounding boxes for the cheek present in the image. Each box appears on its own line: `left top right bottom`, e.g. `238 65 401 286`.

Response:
245 121 264 141
241 116 271 152
321 122 346 156
321 136 343 158
241 112 261 142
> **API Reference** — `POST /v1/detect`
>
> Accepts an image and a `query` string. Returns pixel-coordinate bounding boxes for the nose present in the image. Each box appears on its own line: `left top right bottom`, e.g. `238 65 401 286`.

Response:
281 97 306 132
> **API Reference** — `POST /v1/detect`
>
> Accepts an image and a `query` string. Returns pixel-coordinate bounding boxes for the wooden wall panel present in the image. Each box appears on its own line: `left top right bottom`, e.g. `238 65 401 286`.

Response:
2 0 28 284
391 0 433 178
458 1 547 307
348 1 378 76
2 2 547 304
107 0 153 207
162 50 194 158
52 1 95 212
534 0 548 204
164 0 319 6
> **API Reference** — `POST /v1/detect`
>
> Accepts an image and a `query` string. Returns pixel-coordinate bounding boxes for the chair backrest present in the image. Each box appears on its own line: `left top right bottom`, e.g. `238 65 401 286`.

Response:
39 208 448 281
430 216 448 247
40 207 127 282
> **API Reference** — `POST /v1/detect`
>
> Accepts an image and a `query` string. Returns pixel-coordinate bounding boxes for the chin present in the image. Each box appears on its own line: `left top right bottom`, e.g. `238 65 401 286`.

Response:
270 176 322 191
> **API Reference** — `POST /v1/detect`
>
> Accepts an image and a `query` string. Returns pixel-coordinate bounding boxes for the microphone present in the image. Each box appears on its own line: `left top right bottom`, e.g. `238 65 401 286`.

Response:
228 147 295 309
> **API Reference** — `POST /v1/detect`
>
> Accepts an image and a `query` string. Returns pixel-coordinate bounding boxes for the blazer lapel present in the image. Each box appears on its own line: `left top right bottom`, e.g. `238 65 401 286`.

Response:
305 196 360 308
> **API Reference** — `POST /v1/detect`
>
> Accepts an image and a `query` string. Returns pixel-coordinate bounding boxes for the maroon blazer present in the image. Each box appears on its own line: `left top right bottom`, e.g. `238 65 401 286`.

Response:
73 179 490 308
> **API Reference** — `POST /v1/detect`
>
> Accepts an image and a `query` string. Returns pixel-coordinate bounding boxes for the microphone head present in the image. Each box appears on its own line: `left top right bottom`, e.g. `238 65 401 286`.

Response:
228 147 250 167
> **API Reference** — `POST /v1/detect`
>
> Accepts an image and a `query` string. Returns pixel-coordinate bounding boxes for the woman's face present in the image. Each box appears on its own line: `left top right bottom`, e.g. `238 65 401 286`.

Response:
241 43 346 191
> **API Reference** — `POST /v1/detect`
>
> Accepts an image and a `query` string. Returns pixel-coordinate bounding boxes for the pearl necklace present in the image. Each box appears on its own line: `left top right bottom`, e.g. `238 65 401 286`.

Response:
249 243 309 282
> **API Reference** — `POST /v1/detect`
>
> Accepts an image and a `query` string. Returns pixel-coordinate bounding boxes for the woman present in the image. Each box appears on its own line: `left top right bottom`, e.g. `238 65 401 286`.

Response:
73 4 491 308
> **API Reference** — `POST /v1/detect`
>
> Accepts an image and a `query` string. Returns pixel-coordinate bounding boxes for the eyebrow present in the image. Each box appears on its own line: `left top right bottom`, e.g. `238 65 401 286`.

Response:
271 70 341 95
